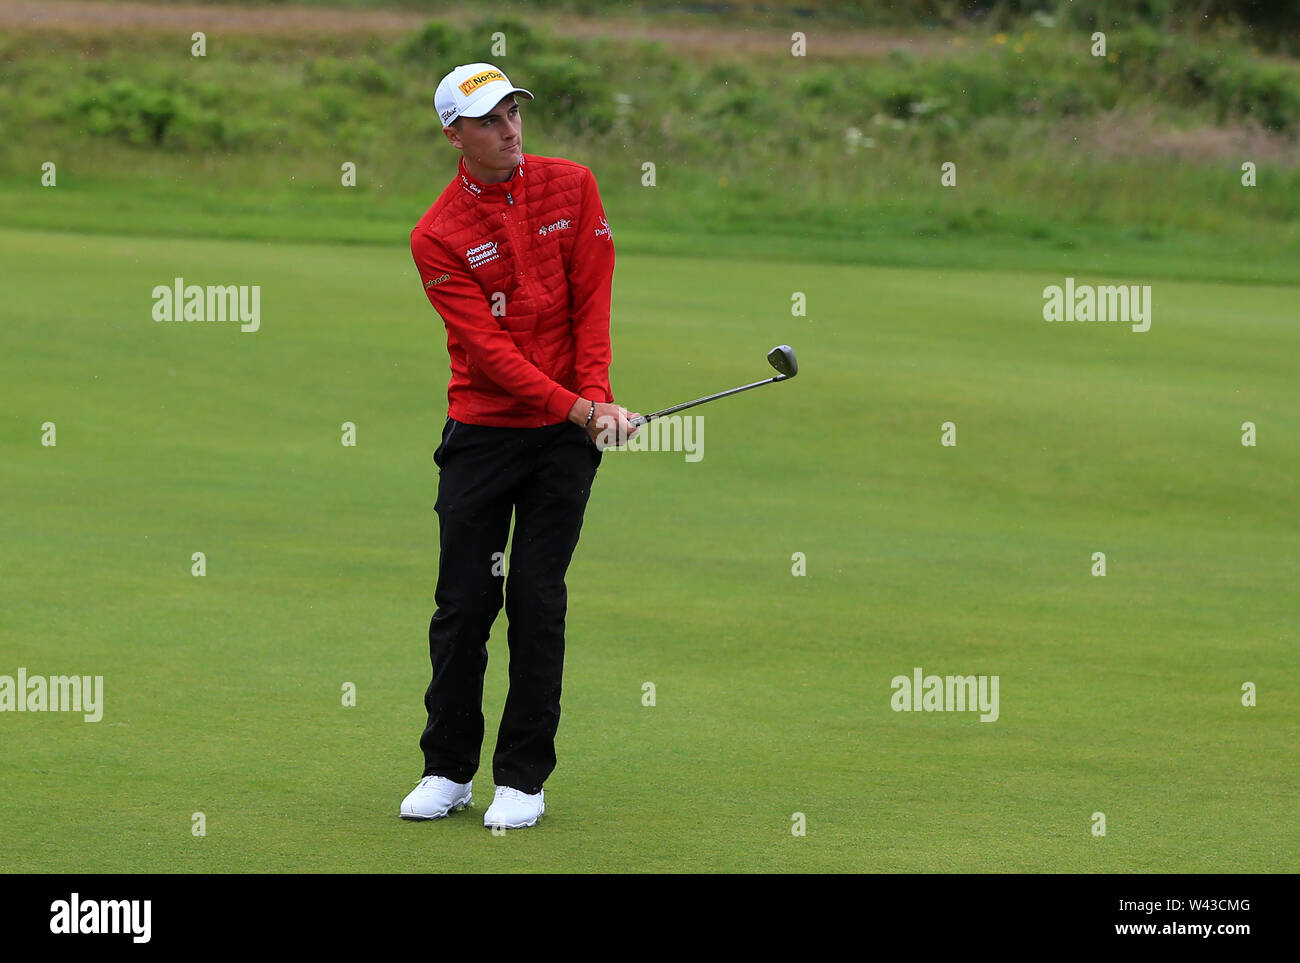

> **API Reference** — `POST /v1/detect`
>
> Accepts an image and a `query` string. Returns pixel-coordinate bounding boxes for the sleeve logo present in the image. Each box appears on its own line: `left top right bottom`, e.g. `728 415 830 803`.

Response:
594 215 611 240
425 273 451 288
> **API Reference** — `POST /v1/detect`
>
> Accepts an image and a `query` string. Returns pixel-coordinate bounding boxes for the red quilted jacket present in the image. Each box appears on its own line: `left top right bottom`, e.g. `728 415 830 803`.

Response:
411 153 616 427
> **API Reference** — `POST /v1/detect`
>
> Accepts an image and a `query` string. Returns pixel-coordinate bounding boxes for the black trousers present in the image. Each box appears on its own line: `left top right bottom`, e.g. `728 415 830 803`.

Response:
420 417 601 795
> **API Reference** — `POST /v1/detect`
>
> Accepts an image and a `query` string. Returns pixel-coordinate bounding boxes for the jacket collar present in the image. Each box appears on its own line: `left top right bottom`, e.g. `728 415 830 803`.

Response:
457 154 525 201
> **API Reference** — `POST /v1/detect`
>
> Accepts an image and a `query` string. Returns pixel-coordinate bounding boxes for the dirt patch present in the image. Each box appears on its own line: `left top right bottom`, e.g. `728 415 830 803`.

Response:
1069 108 1298 167
0 0 944 57
0 0 422 33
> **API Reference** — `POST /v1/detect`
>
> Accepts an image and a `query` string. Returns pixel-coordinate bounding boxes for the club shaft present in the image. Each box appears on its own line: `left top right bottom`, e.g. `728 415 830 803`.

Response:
630 375 787 427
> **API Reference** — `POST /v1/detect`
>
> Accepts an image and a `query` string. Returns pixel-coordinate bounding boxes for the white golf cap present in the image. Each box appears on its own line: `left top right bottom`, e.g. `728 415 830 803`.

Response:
435 63 534 129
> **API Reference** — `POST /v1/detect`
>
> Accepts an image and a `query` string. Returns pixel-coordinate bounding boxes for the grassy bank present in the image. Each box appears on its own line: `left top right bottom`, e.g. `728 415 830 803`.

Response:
0 9 1297 280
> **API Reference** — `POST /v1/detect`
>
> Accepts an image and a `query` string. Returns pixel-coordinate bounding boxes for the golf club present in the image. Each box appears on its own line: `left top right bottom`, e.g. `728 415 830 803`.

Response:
627 345 798 429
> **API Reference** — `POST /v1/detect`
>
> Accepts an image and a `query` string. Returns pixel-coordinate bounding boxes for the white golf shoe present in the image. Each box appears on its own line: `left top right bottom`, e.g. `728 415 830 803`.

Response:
399 776 472 820
483 786 545 829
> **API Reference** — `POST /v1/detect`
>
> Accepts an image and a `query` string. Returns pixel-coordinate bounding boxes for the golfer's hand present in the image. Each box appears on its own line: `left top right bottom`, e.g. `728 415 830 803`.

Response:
570 399 641 449
593 405 643 450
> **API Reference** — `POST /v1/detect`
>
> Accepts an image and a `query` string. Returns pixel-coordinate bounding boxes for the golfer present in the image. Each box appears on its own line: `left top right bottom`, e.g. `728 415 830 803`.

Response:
400 63 639 829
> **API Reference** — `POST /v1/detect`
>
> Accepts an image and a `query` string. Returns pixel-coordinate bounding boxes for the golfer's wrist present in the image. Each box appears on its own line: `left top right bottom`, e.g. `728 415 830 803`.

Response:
568 397 592 426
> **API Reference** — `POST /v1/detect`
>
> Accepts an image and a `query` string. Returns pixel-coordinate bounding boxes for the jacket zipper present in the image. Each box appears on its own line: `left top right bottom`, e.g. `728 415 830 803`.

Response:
500 190 544 337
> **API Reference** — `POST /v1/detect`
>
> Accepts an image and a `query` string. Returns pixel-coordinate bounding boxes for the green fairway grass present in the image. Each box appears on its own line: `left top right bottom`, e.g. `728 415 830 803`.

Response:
2 224 1296 872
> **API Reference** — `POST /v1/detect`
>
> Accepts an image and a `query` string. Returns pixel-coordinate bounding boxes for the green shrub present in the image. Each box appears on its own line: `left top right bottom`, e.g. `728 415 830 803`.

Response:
399 21 464 64
1227 63 1300 130
881 85 927 120
524 54 613 133
355 59 399 96
796 67 837 100
68 80 189 147
1047 81 1098 116
935 62 1020 119
1181 49 1224 97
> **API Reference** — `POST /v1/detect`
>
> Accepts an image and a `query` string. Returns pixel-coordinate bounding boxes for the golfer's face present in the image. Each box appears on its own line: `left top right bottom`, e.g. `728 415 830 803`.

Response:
452 96 523 172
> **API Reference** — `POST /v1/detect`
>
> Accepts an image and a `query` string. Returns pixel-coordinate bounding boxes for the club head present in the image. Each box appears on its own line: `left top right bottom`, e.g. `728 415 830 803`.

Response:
767 344 798 380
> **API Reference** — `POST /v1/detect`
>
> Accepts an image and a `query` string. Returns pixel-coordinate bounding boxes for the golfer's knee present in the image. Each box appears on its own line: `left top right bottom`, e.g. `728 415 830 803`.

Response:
505 580 566 619
431 588 504 641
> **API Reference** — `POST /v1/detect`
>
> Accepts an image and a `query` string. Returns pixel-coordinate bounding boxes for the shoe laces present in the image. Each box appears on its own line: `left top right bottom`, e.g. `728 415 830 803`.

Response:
496 786 529 800
420 776 459 789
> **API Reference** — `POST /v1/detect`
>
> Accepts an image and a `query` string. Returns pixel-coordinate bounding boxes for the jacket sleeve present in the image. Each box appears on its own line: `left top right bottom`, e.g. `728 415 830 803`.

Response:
412 229 579 423
567 168 616 405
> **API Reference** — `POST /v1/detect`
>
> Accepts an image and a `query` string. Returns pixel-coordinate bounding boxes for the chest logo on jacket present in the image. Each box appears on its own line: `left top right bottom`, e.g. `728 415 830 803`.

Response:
466 241 500 270
538 218 572 237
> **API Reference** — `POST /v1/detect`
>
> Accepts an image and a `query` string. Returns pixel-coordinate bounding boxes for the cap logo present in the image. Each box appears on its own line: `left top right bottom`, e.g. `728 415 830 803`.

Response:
459 69 504 96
